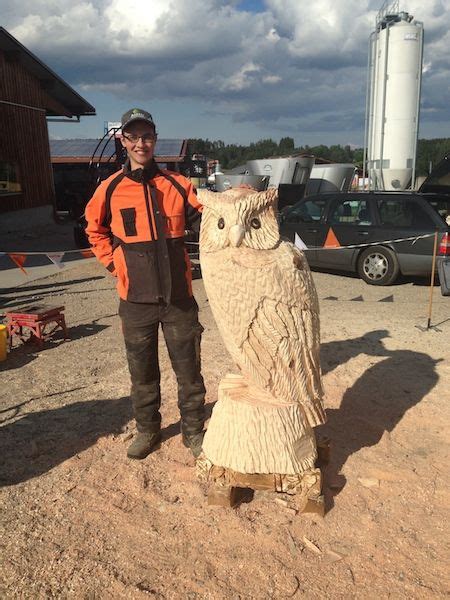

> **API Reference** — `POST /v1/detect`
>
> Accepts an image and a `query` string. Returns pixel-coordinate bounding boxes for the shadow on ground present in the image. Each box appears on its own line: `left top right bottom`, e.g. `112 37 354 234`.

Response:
65 322 110 341
0 323 111 372
160 401 215 442
0 276 107 310
0 397 216 487
0 397 132 486
319 329 441 511
0 275 105 296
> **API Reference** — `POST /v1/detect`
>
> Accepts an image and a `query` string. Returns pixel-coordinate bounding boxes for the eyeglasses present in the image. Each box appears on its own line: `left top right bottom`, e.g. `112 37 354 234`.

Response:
122 133 156 145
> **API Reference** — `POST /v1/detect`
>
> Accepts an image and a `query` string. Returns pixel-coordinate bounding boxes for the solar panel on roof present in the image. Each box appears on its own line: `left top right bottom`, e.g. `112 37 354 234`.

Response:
50 138 185 158
50 139 102 157
155 140 184 156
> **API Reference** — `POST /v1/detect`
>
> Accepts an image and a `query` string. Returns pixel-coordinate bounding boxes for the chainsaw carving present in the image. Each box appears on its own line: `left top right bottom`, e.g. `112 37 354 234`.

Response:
197 187 327 510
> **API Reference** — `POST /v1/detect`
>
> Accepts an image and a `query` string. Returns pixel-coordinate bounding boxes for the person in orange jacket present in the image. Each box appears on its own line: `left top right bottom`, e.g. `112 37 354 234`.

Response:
85 108 206 459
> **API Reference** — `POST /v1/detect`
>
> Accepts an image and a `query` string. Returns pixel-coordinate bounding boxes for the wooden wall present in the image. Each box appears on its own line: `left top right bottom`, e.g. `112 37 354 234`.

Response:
0 49 56 213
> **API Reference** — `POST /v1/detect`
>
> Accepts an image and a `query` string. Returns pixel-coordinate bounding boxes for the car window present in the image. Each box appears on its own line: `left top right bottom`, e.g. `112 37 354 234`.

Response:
329 198 372 225
376 199 436 229
285 198 326 223
426 197 450 225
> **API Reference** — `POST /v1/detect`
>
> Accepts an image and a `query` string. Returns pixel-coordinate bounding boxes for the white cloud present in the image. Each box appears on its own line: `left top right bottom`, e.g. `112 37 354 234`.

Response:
266 27 280 41
266 0 376 59
10 2 106 49
220 62 261 91
262 74 282 84
2 0 450 143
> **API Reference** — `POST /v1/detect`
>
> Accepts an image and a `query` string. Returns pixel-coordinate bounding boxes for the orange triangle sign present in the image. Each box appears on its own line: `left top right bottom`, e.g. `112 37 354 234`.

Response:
9 253 28 274
323 227 341 248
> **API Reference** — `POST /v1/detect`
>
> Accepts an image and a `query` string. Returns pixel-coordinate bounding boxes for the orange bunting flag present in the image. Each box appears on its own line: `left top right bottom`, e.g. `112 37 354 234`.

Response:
80 249 94 258
323 227 341 248
9 253 28 274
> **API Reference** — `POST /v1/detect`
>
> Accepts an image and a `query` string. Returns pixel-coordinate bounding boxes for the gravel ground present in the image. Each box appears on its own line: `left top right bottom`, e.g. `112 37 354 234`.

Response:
0 258 449 599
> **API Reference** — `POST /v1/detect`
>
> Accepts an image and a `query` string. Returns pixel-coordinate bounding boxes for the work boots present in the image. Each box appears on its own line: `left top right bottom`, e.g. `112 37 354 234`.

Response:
182 431 205 458
127 431 161 459
127 431 204 459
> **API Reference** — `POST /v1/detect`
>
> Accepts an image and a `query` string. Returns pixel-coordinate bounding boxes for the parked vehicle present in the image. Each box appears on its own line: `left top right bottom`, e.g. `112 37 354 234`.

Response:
280 191 449 285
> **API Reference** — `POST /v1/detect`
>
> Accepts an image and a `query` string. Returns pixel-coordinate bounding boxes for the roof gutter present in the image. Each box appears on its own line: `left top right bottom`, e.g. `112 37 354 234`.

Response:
0 99 46 112
1 100 83 122
46 116 81 123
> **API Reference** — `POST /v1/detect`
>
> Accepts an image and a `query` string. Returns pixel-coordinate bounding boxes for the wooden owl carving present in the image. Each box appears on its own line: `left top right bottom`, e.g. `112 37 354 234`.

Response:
198 187 326 429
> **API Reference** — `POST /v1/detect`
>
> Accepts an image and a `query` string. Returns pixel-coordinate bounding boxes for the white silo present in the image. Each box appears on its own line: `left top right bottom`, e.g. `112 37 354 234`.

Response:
363 1 424 190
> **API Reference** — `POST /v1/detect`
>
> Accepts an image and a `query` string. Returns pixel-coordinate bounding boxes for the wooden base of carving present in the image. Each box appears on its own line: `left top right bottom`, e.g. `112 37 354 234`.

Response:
207 484 237 507
198 458 324 514
198 437 330 512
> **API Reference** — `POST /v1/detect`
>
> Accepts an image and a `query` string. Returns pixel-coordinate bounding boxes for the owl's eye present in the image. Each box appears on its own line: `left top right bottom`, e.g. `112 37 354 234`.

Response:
250 217 261 229
218 218 225 230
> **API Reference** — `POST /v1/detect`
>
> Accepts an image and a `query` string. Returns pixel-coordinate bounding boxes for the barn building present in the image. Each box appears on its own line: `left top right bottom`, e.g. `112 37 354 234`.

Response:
0 27 95 214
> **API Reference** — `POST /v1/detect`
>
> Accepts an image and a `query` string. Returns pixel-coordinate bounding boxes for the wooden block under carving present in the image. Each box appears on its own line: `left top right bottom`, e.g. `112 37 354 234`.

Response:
208 485 237 507
210 467 277 491
301 495 325 517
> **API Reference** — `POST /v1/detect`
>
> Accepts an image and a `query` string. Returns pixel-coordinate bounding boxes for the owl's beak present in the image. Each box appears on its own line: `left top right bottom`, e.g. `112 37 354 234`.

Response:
229 224 245 247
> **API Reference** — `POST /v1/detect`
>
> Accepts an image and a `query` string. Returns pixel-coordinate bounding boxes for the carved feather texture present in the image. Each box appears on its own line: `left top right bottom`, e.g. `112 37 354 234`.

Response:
200 190 326 429
202 376 318 474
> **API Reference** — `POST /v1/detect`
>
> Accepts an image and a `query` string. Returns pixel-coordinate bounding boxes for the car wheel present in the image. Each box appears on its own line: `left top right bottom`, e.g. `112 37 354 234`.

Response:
357 246 399 285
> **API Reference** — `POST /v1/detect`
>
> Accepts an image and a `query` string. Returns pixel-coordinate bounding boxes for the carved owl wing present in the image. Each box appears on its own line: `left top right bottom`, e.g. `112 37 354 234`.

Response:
239 244 326 428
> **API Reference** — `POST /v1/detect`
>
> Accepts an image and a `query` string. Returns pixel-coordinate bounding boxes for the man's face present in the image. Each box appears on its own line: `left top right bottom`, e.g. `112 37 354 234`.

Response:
121 120 157 169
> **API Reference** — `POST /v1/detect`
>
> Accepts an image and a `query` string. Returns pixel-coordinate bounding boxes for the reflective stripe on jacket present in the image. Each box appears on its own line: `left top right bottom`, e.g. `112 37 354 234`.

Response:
85 162 202 304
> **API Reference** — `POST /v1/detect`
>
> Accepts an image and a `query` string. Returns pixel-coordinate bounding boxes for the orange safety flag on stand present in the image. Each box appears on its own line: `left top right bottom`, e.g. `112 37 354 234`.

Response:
8 253 28 274
323 227 341 248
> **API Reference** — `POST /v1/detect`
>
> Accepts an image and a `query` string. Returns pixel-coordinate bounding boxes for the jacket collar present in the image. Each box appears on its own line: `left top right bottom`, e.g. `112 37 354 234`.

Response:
123 159 160 183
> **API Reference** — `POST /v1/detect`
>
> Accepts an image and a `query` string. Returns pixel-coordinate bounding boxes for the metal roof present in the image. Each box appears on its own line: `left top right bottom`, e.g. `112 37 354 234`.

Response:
0 27 95 118
50 138 188 162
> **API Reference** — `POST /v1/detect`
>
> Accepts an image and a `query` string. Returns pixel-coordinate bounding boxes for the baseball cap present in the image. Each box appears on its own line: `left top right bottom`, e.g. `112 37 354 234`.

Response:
121 108 155 131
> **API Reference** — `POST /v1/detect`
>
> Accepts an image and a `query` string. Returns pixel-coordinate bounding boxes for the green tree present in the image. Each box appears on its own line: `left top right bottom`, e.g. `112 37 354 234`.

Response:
278 137 295 155
188 137 450 175
416 138 450 176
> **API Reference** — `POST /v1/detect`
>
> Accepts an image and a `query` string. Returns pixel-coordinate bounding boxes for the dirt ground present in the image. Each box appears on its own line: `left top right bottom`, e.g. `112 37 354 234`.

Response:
0 259 449 599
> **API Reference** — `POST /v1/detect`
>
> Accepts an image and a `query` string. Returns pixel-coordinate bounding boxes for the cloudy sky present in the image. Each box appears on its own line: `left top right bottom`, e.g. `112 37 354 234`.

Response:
3 0 450 146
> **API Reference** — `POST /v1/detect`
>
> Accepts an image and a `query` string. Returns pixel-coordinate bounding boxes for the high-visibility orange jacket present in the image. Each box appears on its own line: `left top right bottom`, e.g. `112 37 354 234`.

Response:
85 161 202 304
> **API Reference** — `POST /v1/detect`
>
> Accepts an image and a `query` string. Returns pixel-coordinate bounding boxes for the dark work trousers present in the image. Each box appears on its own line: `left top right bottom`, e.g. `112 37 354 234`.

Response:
119 298 206 436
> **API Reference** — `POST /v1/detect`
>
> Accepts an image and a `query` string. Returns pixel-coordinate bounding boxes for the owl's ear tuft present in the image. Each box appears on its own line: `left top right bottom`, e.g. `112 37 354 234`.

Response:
252 187 278 211
264 187 279 206
196 189 217 208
